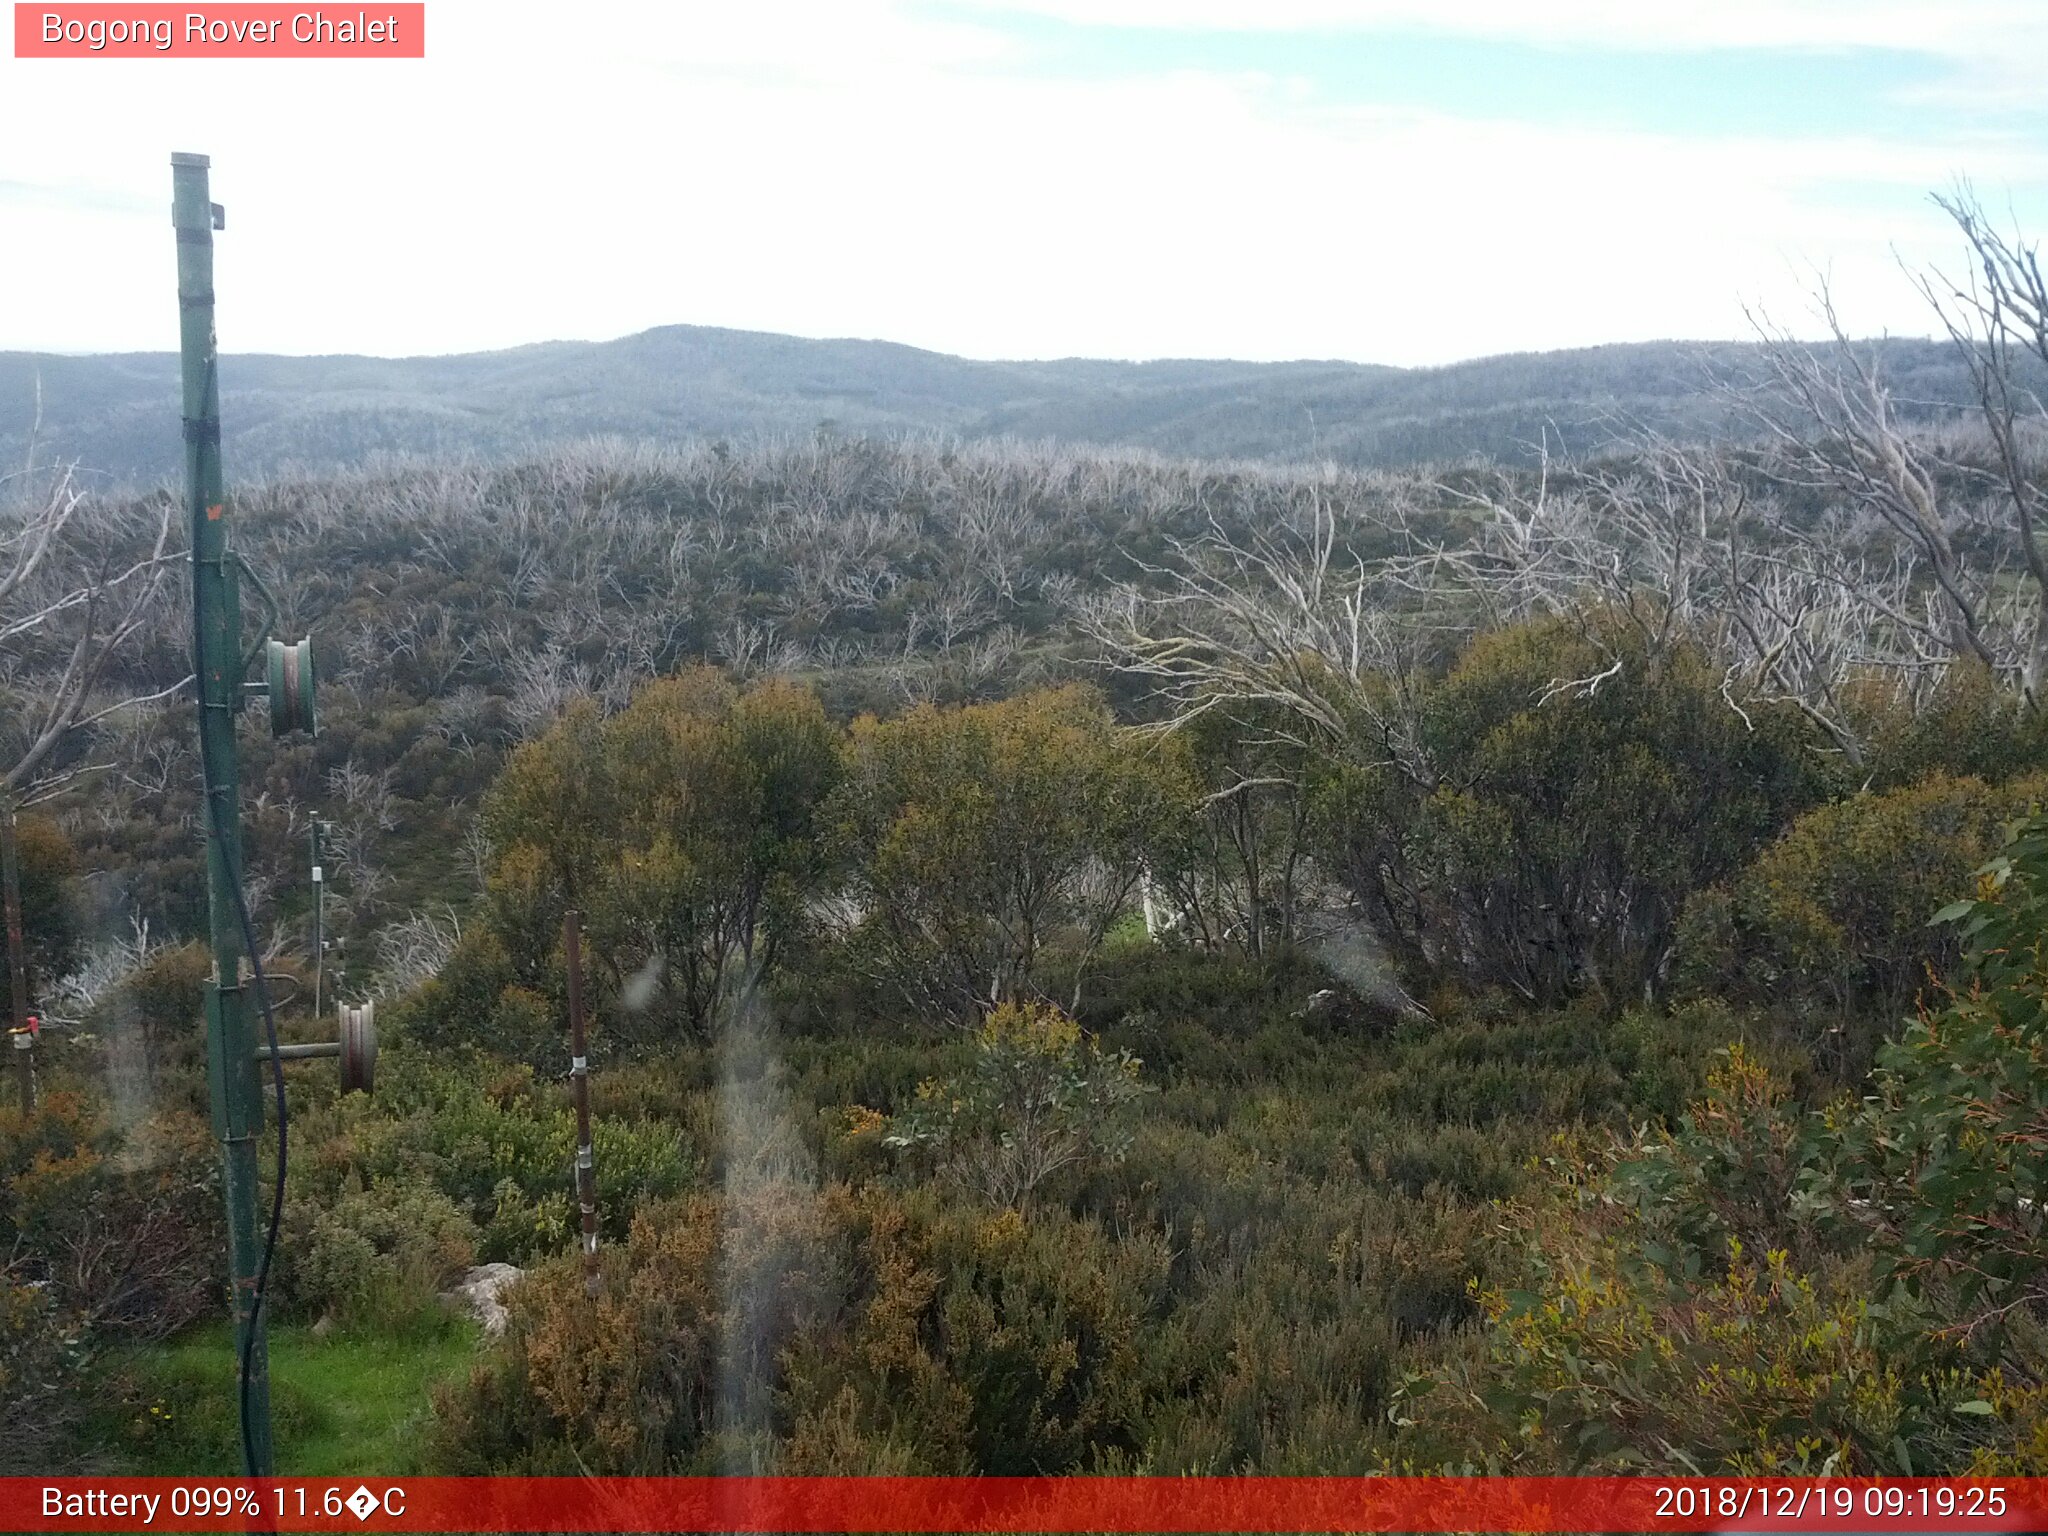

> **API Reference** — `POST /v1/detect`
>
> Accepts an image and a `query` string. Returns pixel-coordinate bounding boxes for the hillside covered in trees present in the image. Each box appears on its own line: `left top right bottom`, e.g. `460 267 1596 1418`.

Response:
0 327 2013 486
5 191 2048 1479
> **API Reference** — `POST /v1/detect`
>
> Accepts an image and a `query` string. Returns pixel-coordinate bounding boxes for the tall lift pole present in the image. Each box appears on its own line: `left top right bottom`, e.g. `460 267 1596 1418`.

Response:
173 149 278 1475
2 807 33 1115
175 151 356 1476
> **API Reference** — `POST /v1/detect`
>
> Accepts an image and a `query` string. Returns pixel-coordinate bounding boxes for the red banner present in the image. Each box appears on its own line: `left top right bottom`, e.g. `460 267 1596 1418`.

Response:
5 1477 2048 1533
13 4 424 58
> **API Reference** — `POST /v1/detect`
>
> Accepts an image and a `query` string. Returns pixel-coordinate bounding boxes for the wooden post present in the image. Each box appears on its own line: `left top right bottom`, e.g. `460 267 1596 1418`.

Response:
563 910 601 1298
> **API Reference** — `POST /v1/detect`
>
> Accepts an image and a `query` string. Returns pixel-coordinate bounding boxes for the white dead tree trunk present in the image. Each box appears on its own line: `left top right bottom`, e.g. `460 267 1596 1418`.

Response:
1915 186 2048 707
1735 194 2048 725
1086 487 1434 784
1 452 181 805
1744 291 2004 684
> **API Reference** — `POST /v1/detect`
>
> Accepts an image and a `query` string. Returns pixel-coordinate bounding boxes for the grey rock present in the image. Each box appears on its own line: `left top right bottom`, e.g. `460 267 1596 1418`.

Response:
443 1262 525 1338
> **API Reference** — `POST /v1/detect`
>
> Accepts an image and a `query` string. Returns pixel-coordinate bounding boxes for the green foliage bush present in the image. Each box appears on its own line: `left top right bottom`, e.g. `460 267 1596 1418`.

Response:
0 814 81 1005
836 684 1176 1021
81 942 210 1111
0 1281 90 1472
884 1000 1148 1211
1813 810 2048 1381
1309 612 1833 1006
388 929 559 1065
1397 812 2048 1475
427 1183 862 1472
1857 661 2048 790
1411 613 1829 1003
0 1093 220 1339
0 1093 221 1471
289 1043 691 1269
781 1191 1167 1474
1367 1120 1520 1203
429 1181 1167 1476
286 1181 479 1335
1675 772 2048 1073
483 668 842 1042
1393 1217 2029 1474
1353 994 1725 1134
1137 710 1313 957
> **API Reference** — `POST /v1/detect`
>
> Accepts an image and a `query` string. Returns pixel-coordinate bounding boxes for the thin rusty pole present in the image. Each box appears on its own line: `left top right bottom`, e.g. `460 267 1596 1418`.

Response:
1 807 32 1116
563 910 602 1298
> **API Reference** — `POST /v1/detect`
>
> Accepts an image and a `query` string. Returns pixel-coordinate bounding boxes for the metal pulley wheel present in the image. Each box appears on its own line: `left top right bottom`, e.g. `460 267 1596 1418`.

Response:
338 1001 376 1095
266 636 316 737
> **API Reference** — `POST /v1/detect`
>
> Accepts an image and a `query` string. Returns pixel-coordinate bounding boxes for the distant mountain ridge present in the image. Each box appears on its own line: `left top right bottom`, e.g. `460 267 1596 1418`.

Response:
0 323 1988 485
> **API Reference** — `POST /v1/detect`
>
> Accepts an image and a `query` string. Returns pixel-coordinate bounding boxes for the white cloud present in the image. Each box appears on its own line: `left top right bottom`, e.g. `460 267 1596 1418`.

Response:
937 0 2048 62
0 0 2040 364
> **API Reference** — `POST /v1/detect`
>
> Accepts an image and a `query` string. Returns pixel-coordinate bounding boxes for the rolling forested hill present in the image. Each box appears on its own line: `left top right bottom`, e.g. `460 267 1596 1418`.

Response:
0 325 1991 484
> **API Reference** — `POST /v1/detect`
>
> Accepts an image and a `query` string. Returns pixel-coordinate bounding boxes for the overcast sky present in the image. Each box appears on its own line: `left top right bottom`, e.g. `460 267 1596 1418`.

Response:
3 0 2045 365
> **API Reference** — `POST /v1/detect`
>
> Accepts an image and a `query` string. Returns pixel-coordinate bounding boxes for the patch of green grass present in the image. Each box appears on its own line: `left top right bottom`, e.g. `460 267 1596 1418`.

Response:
89 1320 478 1476
1099 908 1156 956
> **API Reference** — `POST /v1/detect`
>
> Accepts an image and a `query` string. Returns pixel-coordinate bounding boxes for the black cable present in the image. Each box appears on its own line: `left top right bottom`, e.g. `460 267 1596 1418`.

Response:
189 374 289 1479
222 798 288 1480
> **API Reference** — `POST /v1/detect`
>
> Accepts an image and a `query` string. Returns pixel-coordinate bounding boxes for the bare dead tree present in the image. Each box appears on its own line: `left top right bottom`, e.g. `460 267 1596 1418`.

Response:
1096 415 1969 780
1739 284 2023 699
459 818 494 895
0 445 182 805
1913 185 2048 706
1438 438 1935 760
327 757 399 833
501 640 596 735
1085 486 1434 784
375 904 465 994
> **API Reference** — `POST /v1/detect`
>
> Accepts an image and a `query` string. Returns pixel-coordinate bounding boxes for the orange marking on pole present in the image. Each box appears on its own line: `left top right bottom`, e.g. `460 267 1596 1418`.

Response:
207 503 223 520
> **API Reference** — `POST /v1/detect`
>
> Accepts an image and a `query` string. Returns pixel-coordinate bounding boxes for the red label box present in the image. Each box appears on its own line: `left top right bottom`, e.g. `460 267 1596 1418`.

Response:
4 1477 2048 1533
13 3 425 56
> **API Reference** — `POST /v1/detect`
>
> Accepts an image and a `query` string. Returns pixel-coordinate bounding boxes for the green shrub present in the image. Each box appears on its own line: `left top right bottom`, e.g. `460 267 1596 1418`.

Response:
84 943 210 1110
430 1181 1168 1477
0 814 81 1007
287 1181 479 1334
1857 662 2048 790
1606 1043 1824 1276
783 1192 1167 1474
1370 1121 1519 1203
289 1043 692 1265
387 929 559 1066
1410 613 1828 1003
0 1094 221 1470
1812 810 2048 1380
0 1282 89 1472
835 686 1176 1021
428 1181 884 1473
1396 814 2048 1475
1391 1218 2016 1473
1675 772 2048 1072
482 669 843 1044
884 1001 1149 1211
0 1094 220 1340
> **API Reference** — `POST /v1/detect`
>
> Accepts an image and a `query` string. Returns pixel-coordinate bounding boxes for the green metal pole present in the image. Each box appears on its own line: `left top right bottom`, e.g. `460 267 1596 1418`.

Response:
173 150 273 1476
2 807 32 1116
311 820 324 1019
